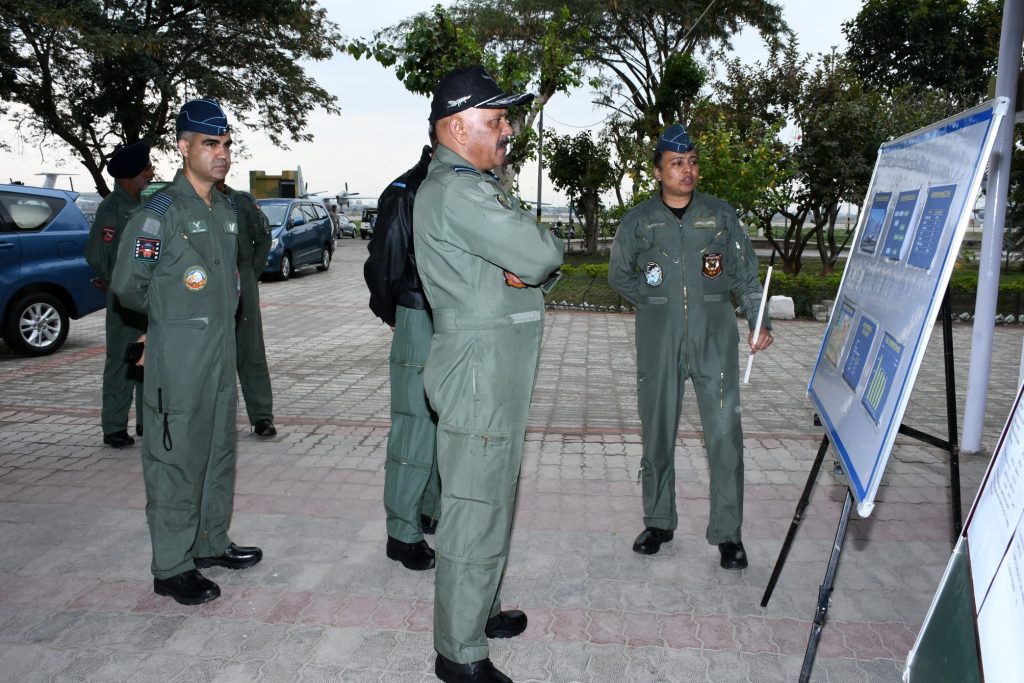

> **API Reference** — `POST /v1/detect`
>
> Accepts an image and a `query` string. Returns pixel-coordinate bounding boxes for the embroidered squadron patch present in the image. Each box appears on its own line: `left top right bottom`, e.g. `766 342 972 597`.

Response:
643 261 663 286
186 219 209 234
702 252 723 279
183 266 208 291
224 221 238 234
102 227 116 243
134 237 161 262
495 194 513 210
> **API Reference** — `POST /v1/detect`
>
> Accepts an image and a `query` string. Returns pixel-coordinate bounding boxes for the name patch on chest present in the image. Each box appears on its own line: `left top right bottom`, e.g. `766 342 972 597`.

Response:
702 252 723 279
693 217 717 229
134 237 161 263
184 266 208 291
186 219 209 234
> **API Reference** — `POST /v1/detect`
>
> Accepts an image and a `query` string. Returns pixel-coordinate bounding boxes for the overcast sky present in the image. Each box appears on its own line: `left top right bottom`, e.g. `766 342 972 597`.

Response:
0 1 864 203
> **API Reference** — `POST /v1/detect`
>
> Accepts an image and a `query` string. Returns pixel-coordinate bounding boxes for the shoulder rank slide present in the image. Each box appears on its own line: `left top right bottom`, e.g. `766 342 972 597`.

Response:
452 164 481 177
145 192 175 217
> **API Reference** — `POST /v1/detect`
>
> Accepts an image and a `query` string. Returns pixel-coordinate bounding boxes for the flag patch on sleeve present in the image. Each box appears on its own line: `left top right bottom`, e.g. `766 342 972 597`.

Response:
134 237 161 263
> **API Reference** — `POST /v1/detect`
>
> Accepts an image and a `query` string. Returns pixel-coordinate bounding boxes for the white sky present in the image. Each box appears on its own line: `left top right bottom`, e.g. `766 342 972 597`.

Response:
0 1 864 203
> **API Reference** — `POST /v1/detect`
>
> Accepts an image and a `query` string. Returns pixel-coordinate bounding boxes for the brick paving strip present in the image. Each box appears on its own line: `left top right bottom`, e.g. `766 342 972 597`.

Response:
0 241 1014 682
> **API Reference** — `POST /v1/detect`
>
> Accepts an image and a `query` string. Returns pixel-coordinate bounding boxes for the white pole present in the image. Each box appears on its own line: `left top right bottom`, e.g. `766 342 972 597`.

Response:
744 265 773 384
963 0 1024 453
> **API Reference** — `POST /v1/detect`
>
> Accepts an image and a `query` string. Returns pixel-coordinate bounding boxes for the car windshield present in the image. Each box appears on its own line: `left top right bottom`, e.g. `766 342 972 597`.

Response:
259 203 288 228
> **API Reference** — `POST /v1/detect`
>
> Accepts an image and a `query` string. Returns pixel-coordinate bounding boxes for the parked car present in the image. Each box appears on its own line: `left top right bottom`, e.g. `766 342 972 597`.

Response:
334 213 356 239
0 184 107 356
256 198 334 281
360 208 378 239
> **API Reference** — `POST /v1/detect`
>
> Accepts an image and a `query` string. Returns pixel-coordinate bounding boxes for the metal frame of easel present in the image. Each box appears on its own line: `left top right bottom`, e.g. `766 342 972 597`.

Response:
760 289 963 682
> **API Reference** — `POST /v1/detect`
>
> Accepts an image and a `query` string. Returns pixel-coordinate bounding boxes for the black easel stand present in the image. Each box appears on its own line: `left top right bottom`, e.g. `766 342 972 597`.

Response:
759 287 963 679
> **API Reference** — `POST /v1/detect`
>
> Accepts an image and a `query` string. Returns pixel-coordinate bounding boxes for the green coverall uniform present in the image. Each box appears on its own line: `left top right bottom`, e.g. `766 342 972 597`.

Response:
364 147 442 543
223 186 274 426
413 145 563 664
85 183 146 436
110 170 242 579
608 191 765 544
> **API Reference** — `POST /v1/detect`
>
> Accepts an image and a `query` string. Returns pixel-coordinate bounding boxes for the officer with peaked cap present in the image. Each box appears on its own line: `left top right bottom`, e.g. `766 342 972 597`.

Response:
414 65 563 683
609 123 773 570
86 140 154 448
111 98 262 606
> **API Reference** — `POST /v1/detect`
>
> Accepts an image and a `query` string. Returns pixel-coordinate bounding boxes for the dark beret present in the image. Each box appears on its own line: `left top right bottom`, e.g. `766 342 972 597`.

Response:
107 140 152 179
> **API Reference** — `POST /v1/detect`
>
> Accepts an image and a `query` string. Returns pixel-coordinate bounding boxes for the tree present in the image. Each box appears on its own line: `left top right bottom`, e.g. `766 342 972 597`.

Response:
0 0 344 195
843 0 1001 105
347 4 585 192
544 130 616 254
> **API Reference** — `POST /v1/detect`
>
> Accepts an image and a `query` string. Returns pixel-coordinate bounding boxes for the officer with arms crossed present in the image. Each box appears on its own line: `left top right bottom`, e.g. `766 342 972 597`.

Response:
216 179 277 438
364 135 442 572
86 141 154 448
608 123 773 571
415 65 563 683
111 99 263 605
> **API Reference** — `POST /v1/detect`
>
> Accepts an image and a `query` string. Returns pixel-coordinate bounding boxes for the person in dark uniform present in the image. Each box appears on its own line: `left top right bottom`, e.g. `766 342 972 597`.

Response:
85 141 154 448
364 136 442 572
415 65 563 683
608 123 773 570
217 180 276 437
110 99 262 606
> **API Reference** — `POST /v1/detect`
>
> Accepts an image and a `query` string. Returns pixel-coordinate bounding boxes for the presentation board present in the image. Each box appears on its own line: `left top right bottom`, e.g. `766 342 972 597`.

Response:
807 98 1008 517
906 380 1024 682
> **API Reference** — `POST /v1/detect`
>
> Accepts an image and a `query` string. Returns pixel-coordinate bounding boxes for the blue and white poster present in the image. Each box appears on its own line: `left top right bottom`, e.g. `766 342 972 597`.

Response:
859 192 891 254
908 184 958 271
808 98 1007 517
881 189 920 260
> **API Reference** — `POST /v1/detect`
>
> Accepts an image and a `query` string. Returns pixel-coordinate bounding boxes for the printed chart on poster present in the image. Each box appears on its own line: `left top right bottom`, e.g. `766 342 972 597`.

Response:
807 98 1008 517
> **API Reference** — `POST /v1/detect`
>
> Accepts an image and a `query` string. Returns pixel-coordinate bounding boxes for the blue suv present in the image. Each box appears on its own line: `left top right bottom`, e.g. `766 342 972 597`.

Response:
256 198 334 280
0 184 106 355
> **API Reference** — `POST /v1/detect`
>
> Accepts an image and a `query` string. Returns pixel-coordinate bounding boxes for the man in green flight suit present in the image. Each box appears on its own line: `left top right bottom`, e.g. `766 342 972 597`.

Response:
608 123 773 571
364 138 442 572
85 140 154 448
414 65 563 683
111 99 262 606
217 180 276 437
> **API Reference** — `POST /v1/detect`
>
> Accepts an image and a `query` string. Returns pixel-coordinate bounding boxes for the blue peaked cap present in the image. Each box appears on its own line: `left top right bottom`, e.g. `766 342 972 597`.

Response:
175 98 229 135
655 123 694 153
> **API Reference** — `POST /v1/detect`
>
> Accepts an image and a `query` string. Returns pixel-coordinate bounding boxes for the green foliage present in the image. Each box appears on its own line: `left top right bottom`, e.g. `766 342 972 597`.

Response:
347 3 586 189
0 0 344 195
843 0 1001 105
544 130 616 254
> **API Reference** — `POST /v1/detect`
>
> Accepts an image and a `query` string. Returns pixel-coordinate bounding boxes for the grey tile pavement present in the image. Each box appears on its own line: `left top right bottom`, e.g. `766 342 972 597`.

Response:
0 237 1020 682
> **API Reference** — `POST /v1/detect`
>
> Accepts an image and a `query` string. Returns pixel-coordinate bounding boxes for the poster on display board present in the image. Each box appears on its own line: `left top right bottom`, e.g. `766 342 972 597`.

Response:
906 380 1024 682
807 98 1008 518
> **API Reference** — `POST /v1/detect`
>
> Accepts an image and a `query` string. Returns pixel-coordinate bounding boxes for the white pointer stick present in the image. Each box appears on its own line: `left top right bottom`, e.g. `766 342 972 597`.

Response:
743 265 773 384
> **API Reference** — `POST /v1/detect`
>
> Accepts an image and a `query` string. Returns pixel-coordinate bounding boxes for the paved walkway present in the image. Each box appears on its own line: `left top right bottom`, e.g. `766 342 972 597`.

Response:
0 238 1020 682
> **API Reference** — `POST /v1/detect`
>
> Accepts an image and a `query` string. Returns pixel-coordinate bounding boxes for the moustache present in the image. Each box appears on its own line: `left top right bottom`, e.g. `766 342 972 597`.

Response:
497 136 511 149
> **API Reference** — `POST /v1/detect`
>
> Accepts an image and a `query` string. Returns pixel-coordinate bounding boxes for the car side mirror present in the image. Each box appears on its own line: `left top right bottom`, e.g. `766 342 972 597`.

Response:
290 217 305 228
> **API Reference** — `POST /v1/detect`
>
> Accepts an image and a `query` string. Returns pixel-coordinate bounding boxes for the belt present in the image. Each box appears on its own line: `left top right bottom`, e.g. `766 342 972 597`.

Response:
432 308 542 332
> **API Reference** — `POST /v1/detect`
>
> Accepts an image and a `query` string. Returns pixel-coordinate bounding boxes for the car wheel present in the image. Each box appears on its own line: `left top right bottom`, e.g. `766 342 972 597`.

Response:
317 245 331 271
279 253 292 281
2 291 70 356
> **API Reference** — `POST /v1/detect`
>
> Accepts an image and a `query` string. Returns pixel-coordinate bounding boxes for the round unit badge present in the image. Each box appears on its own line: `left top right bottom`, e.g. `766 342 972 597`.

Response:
643 261 663 286
183 266 208 291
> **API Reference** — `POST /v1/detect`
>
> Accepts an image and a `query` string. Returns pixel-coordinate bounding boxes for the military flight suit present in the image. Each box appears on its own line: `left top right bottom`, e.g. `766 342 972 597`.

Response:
110 170 242 579
364 146 442 543
223 185 274 426
85 183 147 436
608 191 766 544
413 144 563 664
